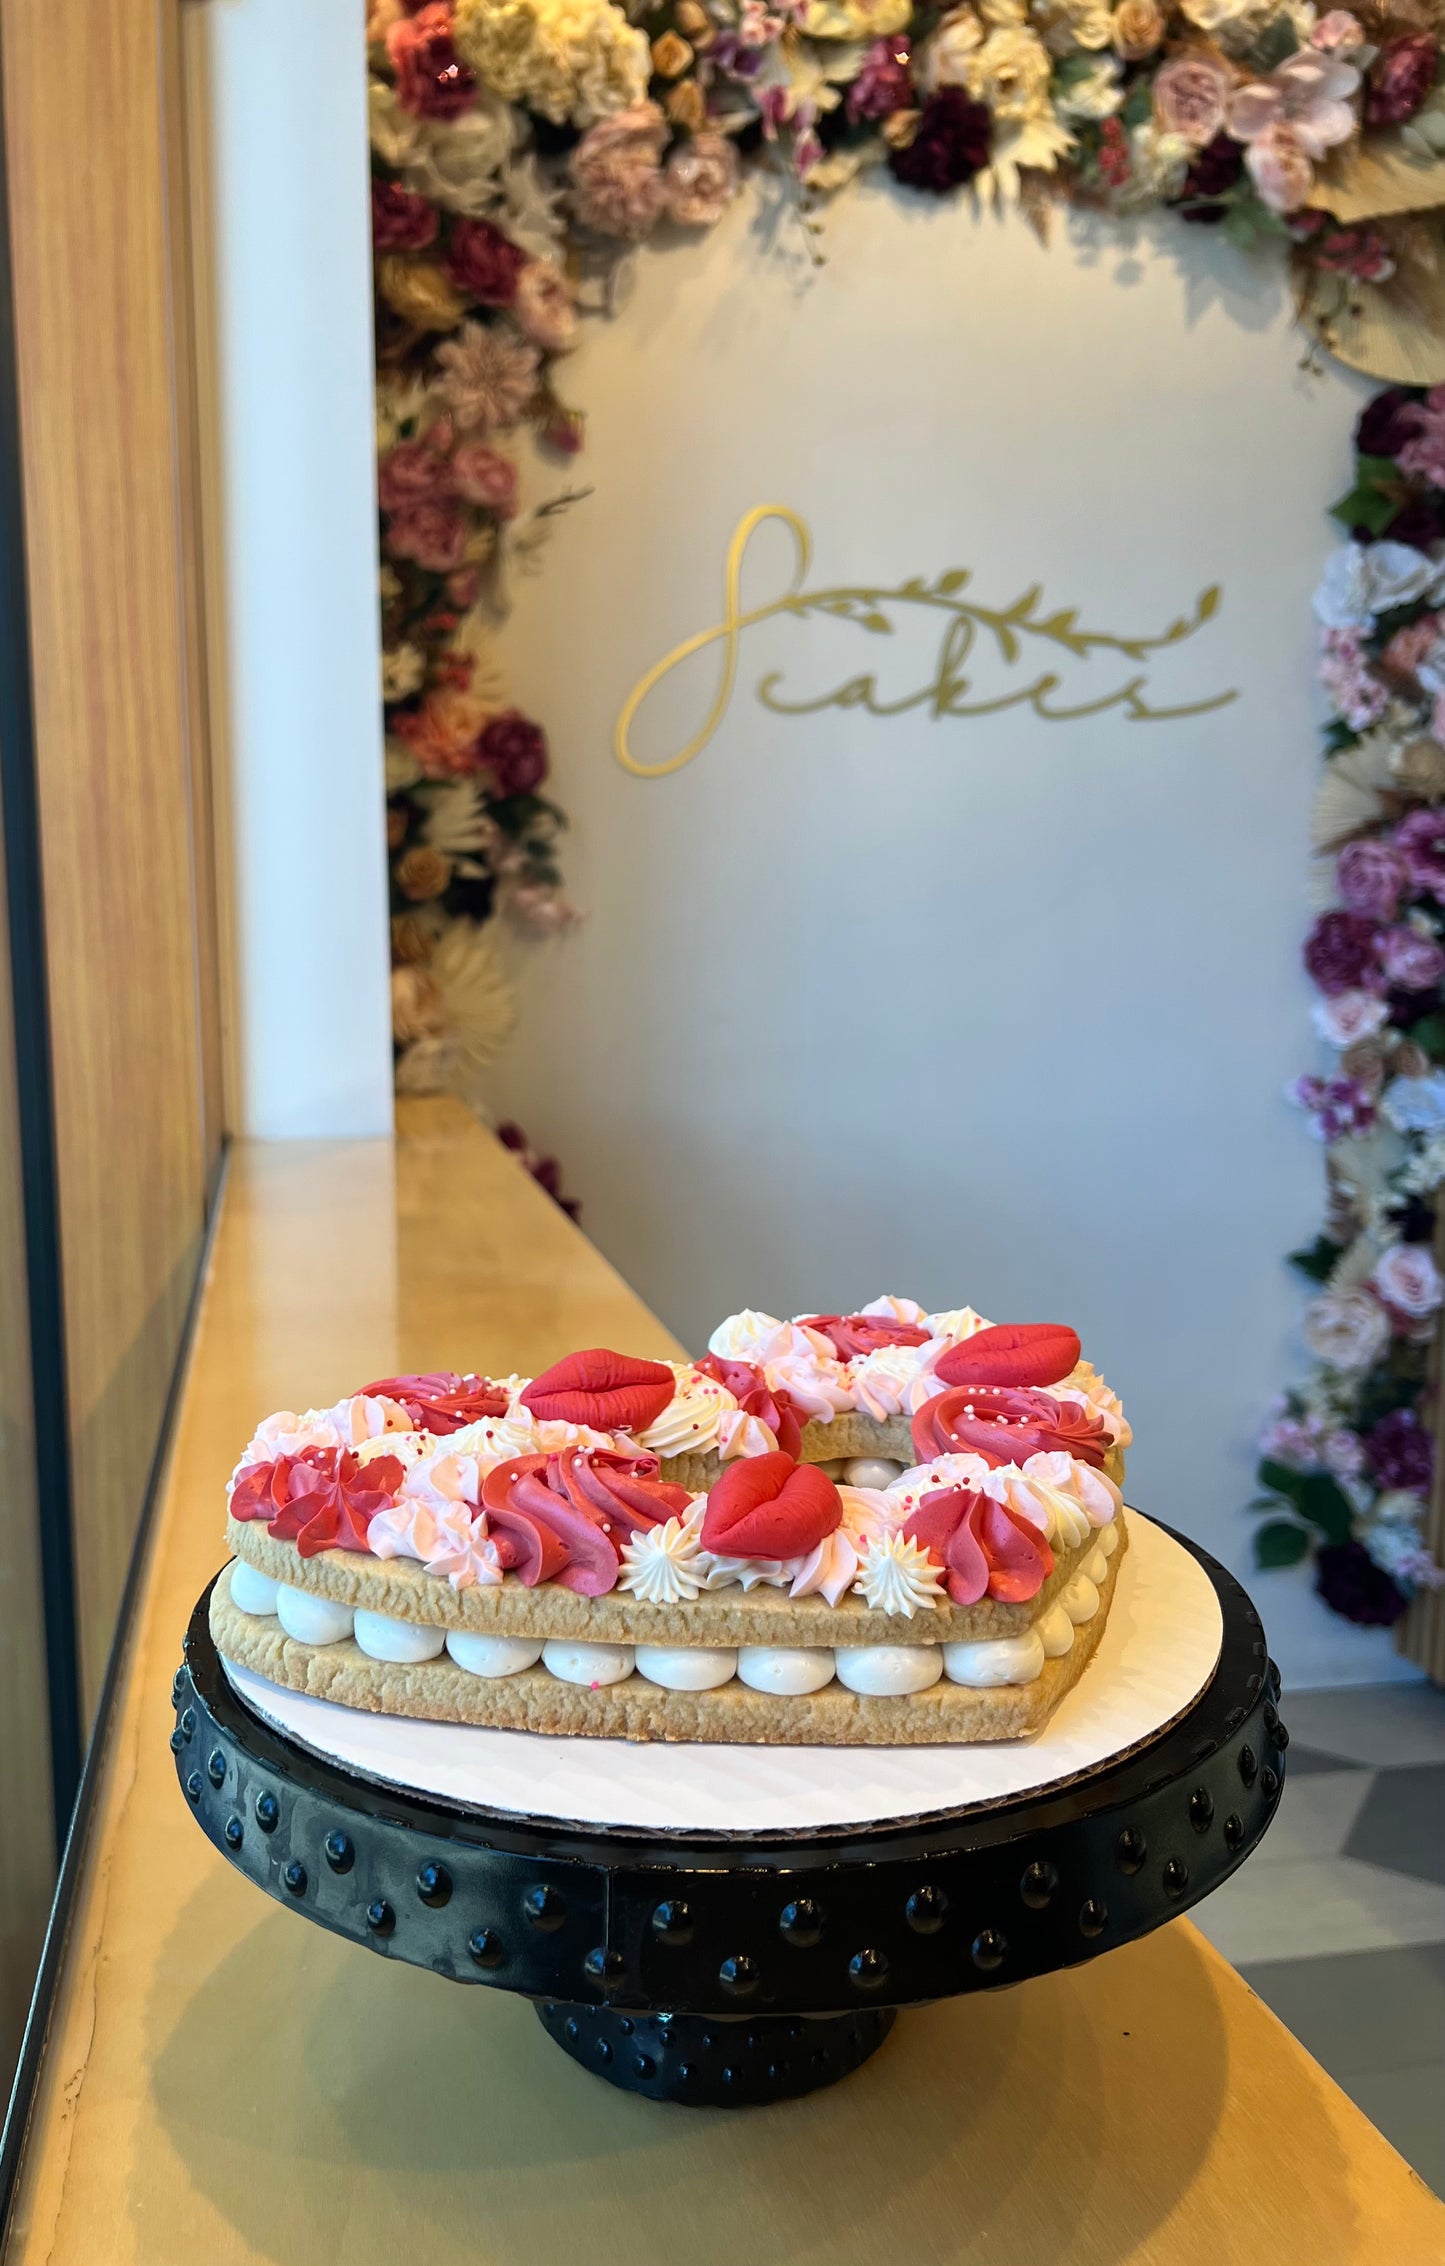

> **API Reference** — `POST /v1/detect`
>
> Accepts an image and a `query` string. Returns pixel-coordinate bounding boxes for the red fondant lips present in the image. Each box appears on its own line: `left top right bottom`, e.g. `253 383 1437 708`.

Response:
520 1348 675 1434
699 1451 842 1560
933 1324 1081 1391
697 1354 804 1457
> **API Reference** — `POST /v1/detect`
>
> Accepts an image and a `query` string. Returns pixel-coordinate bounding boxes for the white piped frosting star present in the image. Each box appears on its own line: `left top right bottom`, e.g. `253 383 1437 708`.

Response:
618 1507 707 1606
853 1530 946 1618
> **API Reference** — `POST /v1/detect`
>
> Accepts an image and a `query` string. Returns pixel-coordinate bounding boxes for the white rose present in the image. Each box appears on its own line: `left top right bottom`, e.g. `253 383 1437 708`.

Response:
1375 1242 1444 1318
1382 1071 1445 1134
965 25 1053 119
1180 0 1263 27
402 100 519 218
1301 1286 1391 1370
920 7 986 88
369 81 425 169
1313 989 1390 1048
1314 542 1445 633
1054 56 1124 116
1373 1487 1429 1528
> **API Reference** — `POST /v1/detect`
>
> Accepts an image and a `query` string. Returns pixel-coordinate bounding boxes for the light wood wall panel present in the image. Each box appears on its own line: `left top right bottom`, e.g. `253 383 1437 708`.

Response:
1 0 220 1716
0 791 54 2098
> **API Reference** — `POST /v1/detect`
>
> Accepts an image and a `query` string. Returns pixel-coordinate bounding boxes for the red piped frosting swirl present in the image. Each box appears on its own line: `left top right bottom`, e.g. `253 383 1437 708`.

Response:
696 1354 804 1457
911 1386 1110 1468
699 1451 842 1559
232 1448 406 1559
358 1371 509 1432
797 1313 932 1360
933 1323 1081 1391
480 1450 692 1595
901 1483 1055 1605
520 1348 675 1433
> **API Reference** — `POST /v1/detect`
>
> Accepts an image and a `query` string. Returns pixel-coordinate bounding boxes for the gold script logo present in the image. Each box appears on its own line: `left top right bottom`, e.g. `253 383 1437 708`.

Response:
614 504 1238 779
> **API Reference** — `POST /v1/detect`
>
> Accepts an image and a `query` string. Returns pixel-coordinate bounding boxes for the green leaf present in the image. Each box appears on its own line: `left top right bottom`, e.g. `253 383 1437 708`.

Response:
1295 1471 1355 1544
1329 480 1398 534
1408 1012 1445 1062
1249 12 1300 70
1258 1457 1307 1503
1289 1232 1344 1283
1121 78 1153 126
1324 719 1363 754
1255 1520 1312 1569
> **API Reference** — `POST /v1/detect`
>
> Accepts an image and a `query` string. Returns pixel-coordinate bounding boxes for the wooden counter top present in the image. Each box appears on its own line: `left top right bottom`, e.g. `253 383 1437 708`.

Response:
4 1098 1442 2265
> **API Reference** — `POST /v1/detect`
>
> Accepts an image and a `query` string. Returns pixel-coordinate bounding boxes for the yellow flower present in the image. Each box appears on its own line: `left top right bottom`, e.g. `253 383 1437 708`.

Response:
651 30 693 76
453 0 650 128
1111 0 1165 57
965 25 1053 120
374 255 469 333
803 0 911 35
666 78 708 130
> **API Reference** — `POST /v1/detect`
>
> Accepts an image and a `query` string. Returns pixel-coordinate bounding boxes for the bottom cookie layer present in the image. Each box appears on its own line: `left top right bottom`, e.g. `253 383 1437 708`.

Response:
210 1519 1124 1746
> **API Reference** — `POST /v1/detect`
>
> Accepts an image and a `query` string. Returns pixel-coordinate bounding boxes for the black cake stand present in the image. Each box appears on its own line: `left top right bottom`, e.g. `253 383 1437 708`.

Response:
171 1525 1286 2107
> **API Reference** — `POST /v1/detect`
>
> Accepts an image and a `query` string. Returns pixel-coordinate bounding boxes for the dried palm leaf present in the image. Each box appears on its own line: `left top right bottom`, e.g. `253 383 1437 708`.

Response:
1312 728 1405 850
1295 219 1445 384
1308 134 1445 223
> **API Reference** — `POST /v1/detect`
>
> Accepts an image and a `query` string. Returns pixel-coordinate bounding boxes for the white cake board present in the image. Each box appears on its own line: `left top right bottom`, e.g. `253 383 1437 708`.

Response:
220 1513 1224 1835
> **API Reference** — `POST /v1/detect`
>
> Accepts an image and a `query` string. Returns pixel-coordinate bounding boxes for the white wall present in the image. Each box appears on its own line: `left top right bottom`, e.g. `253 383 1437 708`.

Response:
490 186 1418 1689
190 0 393 1140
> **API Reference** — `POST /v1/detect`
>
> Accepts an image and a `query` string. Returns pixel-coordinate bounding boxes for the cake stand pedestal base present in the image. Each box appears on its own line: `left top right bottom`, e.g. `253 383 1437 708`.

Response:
534 2000 897 2106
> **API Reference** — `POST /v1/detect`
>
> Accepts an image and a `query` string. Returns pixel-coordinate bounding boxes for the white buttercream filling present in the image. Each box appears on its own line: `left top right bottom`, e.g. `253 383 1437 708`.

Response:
276 1585 355 1647
229 1559 279 1617
1059 1572 1101 1624
835 1644 943 1696
942 1628 1046 1687
634 1643 738 1691
354 1609 447 1663
542 1639 635 1687
737 1646 837 1695
446 1631 545 1677
1037 1601 1075 1658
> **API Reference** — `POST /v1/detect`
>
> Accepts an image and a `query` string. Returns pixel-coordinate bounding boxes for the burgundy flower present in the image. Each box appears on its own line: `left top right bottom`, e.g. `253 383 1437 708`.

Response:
445 218 527 307
888 89 992 195
1357 385 1424 461
1364 1407 1434 1493
1394 807 1445 898
1384 497 1445 549
1303 909 1382 995
1176 132 1245 222
387 3 475 121
1337 838 1407 922
848 37 914 122
1365 33 1438 128
479 710 549 796
372 179 439 253
1314 1538 1408 1626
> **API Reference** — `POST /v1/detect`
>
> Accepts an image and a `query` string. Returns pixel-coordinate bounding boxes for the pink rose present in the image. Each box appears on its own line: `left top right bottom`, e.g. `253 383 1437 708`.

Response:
392 689 490 777
571 104 669 241
387 3 476 122
1394 806 1445 897
1337 837 1407 922
512 262 578 354
663 133 741 227
451 442 519 516
1311 9 1366 52
1382 613 1442 679
1375 1242 1444 1320
1153 54 1234 148
385 497 468 573
1379 926 1445 990
1245 121 1315 212
1311 987 1390 1046
372 180 439 253
444 218 527 307
377 439 452 512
